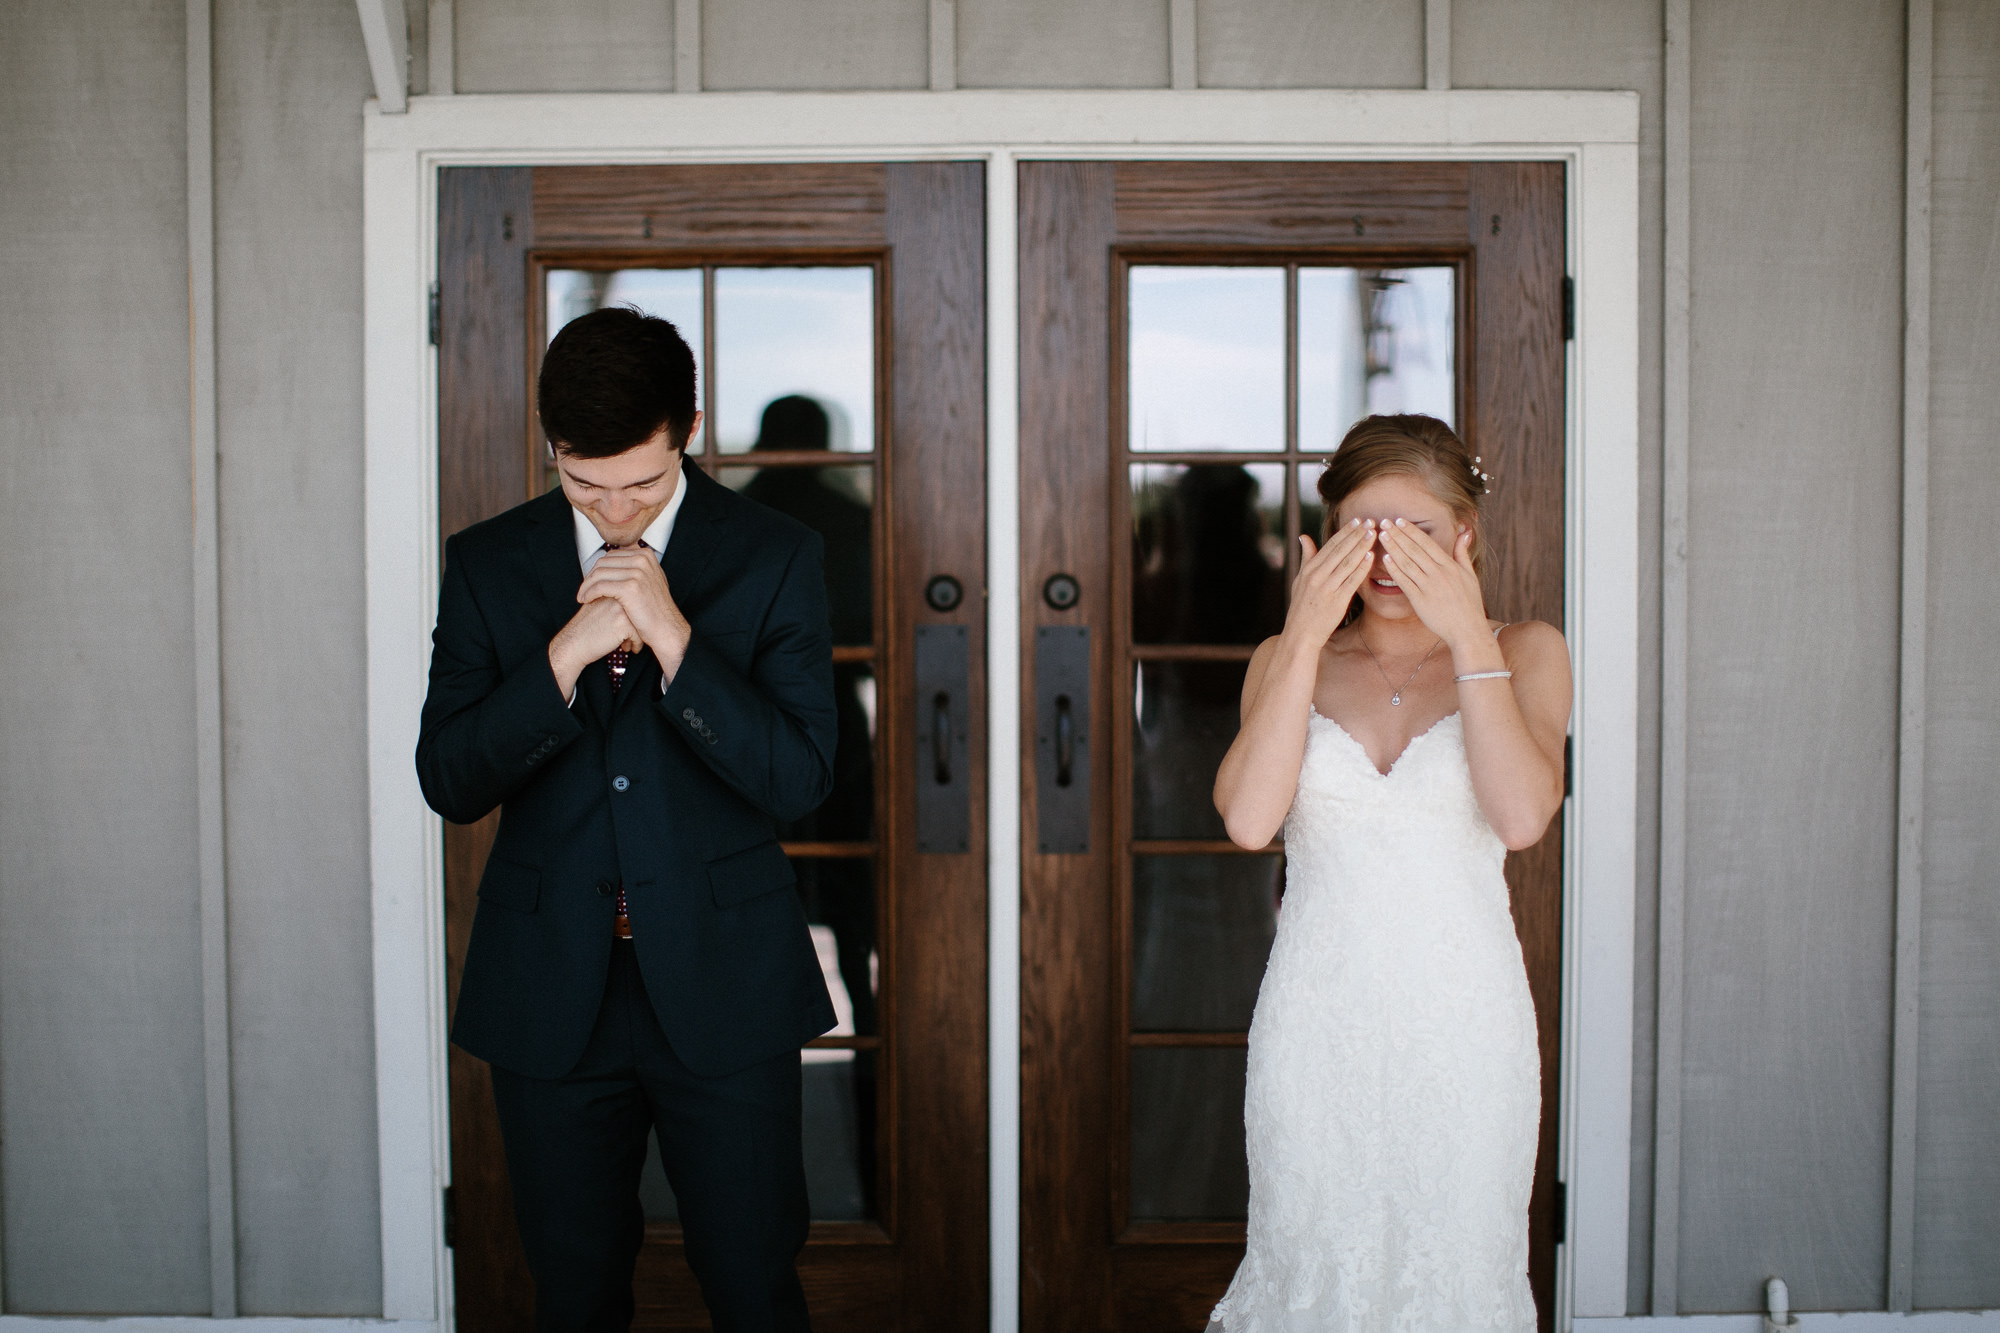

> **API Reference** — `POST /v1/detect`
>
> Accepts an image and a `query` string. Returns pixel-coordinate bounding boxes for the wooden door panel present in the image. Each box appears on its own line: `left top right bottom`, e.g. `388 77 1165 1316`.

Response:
1017 161 1119 1325
439 160 986 1331
1018 159 1568 1332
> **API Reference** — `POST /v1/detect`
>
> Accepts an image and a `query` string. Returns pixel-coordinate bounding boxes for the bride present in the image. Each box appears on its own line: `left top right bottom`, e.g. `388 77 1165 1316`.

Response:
1208 414 1571 1333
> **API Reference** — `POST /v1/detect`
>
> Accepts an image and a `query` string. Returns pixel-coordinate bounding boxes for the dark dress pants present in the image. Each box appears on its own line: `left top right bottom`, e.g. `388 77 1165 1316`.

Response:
489 940 812 1333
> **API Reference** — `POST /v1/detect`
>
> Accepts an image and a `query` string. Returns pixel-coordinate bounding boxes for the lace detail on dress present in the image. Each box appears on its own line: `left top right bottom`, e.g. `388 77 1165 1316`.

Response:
1210 710 1540 1333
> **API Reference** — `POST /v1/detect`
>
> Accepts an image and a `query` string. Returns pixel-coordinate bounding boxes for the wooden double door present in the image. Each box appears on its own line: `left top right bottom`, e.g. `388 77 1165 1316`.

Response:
437 158 1565 1331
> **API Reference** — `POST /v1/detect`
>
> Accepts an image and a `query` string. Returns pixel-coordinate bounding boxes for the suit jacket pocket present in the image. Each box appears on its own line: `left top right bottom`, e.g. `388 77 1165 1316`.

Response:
707 840 796 908
477 855 541 913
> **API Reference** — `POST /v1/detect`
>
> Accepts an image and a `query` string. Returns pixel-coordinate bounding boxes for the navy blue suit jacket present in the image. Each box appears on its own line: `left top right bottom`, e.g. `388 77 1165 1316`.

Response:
417 465 840 1079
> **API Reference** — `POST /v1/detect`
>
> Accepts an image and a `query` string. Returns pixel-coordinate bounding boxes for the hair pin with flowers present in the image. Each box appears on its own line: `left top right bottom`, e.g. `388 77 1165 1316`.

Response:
1470 454 1494 495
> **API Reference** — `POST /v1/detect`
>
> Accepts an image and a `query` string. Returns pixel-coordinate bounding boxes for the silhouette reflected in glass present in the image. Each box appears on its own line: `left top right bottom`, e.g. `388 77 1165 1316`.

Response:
738 395 879 1219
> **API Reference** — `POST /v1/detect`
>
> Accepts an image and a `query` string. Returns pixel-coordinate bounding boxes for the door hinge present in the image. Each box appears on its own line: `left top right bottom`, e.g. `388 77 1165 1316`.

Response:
1563 735 1573 798
1552 1179 1568 1244
443 1184 456 1248
428 281 441 347
1561 276 1575 341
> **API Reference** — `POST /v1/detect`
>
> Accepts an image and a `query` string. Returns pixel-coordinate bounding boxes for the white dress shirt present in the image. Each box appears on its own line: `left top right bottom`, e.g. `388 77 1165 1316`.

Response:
564 465 688 705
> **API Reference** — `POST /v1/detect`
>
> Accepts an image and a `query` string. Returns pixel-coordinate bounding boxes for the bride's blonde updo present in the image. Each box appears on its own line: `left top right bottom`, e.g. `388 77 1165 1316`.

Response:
1317 413 1490 578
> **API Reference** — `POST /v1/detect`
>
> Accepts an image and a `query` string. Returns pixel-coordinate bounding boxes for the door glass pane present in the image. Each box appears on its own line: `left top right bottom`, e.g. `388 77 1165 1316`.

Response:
1297 266 1455 452
720 464 874 647
1299 461 1328 548
1132 463 1286 645
1128 266 1285 453
1131 855 1280 1031
545 266 704 376
1133 660 1249 840
713 267 875 454
1130 1047 1249 1221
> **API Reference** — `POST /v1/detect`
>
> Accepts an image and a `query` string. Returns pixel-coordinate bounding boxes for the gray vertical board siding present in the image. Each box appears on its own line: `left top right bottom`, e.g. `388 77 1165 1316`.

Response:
1916 0 2000 1309
1680 0 1905 1311
1193 0 1422 89
704 0 928 89
453 0 675 92
213 0 383 1314
956 0 1168 88
0 0 214 1314
1448 0 1669 1309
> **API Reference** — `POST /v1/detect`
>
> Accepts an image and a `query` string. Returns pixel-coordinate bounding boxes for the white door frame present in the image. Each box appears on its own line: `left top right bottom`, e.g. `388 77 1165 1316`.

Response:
361 88 1641 1332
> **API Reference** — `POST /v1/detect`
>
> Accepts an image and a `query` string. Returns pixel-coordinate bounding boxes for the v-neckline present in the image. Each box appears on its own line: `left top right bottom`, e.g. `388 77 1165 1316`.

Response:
1310 707 1460 779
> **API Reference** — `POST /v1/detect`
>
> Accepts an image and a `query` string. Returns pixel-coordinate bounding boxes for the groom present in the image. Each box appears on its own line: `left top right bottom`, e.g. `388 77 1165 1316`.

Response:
417 307 838 1331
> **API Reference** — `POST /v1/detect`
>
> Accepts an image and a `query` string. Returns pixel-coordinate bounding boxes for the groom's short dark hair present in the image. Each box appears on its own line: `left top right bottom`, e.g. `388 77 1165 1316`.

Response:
538 306 698 458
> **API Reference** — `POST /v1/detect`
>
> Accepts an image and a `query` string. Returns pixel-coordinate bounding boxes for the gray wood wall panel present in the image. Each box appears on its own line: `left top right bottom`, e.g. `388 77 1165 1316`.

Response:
955 0 1168 88
0 0 213 1314
1914 0 2000 1308
1194 0 1422 89
1679 0 1905 1310
703 0 928 89
213 0 383 1314
454 0 676 93
1448 0 1669 1308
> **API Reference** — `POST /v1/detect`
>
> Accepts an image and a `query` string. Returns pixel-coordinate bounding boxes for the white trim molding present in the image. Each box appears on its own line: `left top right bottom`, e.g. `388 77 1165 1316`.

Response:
1579 1317 2000 1333
361 87 1640 1330
0 1312 436 1320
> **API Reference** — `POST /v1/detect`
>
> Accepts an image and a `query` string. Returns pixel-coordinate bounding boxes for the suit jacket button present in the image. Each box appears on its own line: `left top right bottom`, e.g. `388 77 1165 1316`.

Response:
595 880 615 897
682 707 695 721
612 775 630 792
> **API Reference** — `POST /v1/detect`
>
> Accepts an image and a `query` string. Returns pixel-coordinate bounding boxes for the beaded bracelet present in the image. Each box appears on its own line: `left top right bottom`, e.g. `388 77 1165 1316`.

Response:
1454 670 1513 682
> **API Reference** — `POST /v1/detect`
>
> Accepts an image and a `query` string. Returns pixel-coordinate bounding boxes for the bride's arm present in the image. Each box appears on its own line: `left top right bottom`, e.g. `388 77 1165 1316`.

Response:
1214 522 1375 849
1452 620 1571 850
1375 518 1570 849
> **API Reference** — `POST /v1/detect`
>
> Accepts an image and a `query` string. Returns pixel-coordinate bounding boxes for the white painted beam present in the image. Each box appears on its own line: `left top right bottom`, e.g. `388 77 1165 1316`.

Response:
1887 0 1933 1311
186 0 237 1317
1170 0 1197 90
426 0 452 96
1653 0 1692 1313
675 0 701 93
355 0 409 114
1425 0 1451 90
929 0 956 92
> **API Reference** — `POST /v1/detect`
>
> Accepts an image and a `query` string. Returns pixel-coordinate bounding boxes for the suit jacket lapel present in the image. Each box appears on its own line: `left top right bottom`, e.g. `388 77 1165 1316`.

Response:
659 460 724 608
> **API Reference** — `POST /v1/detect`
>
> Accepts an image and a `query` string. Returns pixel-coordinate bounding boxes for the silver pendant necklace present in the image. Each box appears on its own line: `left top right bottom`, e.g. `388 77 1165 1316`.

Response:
1361 635 1443 706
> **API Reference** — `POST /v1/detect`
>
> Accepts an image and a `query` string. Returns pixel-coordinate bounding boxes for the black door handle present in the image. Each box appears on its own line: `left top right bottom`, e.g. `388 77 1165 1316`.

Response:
914 624 970 853
932 690 953 786
1054 695 1075 787
1035 626 1090 853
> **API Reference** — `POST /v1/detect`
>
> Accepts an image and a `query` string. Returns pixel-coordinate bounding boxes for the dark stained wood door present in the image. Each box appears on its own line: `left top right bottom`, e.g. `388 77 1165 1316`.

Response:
1016 160 1568 1330
437 162 988 1330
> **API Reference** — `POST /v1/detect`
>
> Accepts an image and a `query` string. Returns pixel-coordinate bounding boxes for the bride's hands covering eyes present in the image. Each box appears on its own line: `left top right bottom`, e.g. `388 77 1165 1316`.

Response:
1377 518 1490 651
1286 518 1376 648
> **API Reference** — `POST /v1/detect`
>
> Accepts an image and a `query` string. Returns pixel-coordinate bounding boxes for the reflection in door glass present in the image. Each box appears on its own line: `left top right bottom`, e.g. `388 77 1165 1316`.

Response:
1131 855 1279 1031
545 267 704 377
1130 1047 1250 1221
1297 267 1455 453
714 268 875 454
1133 660 1251 840
1131 463 1286 645
1128 267 1285 453
720 463 874 648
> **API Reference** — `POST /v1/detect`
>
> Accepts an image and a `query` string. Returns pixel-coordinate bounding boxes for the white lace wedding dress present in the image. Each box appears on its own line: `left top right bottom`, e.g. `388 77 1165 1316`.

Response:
1210 708 1540 1333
